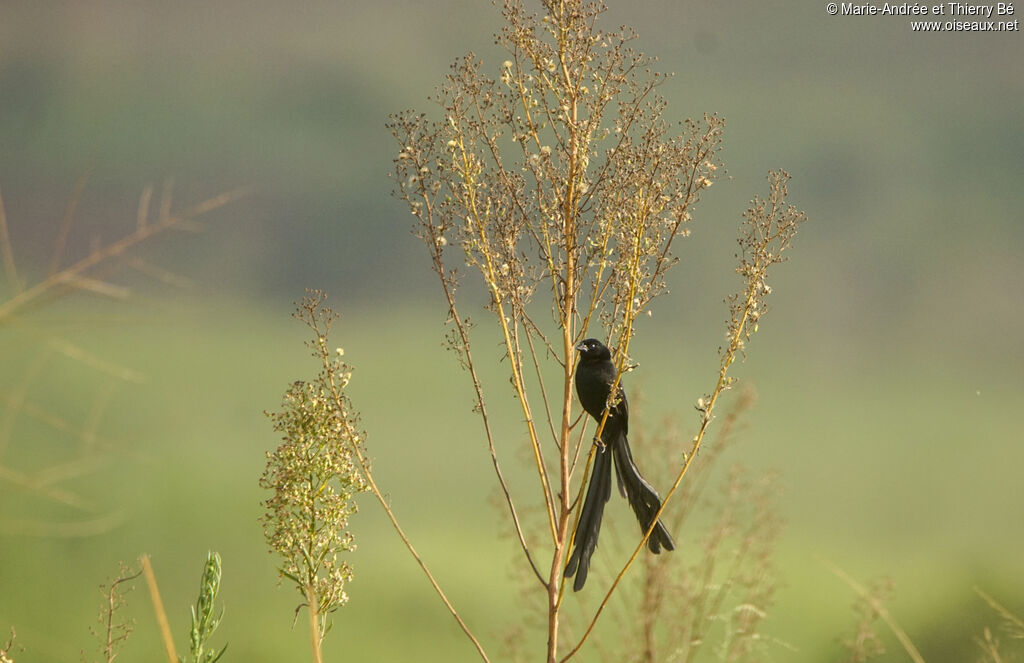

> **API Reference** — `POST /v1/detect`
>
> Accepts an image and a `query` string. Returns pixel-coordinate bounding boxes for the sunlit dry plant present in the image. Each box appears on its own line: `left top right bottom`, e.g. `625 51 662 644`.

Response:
389 1 806 660
259 292 369 663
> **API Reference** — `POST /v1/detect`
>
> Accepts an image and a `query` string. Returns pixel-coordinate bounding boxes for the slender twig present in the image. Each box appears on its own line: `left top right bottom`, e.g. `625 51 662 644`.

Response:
140 555 178 663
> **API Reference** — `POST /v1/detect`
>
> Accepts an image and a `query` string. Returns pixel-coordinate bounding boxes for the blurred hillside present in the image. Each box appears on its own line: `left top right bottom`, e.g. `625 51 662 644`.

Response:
1 1 1023 661
2 1 1020 336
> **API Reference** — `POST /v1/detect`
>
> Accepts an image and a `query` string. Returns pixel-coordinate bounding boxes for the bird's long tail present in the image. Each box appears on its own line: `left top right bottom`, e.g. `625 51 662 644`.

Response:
611 432 675 554
564 441 613 592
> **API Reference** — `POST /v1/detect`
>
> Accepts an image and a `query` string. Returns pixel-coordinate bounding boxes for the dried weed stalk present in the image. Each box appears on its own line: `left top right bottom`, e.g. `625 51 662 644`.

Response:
389 1 805 660
87 561 143 663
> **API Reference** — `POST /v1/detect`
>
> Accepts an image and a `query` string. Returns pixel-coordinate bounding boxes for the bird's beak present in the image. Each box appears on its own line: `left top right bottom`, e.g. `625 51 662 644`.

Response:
574 341 587 352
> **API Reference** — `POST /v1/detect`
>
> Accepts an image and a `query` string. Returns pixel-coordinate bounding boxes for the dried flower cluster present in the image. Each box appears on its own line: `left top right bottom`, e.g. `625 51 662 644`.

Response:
259 293 368 647
391 0 722 364
727 170 807 360
697 170 807 421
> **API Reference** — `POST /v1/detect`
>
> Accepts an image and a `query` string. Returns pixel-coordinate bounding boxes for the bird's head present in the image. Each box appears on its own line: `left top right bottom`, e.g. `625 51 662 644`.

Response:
575 338 612 362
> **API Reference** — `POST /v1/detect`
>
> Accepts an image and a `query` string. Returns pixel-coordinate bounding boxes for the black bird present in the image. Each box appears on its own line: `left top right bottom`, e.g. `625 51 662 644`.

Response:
564 338 675 591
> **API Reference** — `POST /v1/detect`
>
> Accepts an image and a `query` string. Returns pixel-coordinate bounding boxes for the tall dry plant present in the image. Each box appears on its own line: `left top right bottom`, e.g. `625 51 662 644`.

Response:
389 1 806 660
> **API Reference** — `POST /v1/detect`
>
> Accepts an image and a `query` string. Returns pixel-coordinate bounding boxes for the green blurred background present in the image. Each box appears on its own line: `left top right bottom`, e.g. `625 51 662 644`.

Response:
1 1 1021 661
